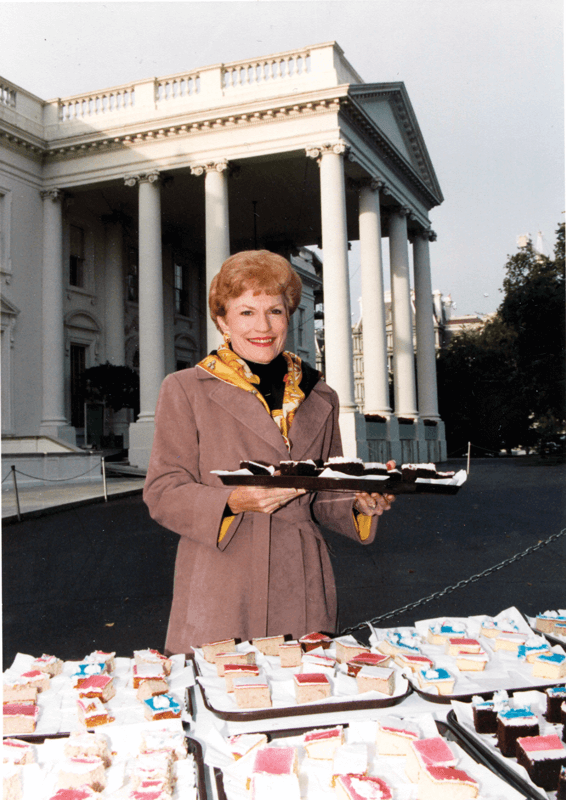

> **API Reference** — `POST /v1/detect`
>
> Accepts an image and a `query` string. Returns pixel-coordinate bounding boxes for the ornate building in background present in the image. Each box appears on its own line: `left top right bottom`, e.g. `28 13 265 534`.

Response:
1 42 446 468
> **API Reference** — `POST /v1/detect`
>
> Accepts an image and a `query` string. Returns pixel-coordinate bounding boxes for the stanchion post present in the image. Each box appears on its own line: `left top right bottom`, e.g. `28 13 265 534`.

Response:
467 441 471 474
102 457 108 502
11 465 21 521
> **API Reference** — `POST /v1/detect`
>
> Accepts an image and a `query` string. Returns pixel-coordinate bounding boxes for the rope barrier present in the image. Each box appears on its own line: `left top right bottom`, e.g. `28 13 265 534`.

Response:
339 526 566 637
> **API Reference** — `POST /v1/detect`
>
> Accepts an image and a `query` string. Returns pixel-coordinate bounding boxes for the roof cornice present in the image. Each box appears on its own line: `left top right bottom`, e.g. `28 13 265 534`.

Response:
1 87 349 161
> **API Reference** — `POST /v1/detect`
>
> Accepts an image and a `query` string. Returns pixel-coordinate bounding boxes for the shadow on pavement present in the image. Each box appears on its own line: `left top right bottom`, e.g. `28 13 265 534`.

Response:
3 459 565 668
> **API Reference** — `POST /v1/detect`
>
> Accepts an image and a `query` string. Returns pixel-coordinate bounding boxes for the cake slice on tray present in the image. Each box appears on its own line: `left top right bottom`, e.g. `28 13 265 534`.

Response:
516 734 566 791
375 718 420 756
293 672 331 703
302 726 344 760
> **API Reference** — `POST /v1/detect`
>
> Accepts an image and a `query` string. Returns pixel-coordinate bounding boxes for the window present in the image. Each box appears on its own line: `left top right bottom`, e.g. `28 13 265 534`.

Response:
69 225 85 287
70 343 86 427
297 307 305 348
174 262 189 316
0 187 12 277
127 248 139 302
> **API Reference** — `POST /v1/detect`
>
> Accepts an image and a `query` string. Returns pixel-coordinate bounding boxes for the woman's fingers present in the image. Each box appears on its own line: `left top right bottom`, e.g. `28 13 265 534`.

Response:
354 491 395 516
228 485 305 514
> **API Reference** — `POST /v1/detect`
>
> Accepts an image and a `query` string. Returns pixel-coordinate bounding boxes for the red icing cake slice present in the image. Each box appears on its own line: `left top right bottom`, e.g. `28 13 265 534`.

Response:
252 745 296 775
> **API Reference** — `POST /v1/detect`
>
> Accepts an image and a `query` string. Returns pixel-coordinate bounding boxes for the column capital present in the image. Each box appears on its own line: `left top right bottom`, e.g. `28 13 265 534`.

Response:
348 175 387 193
190 160 230 177
123 171 161 188
397 206 411 217
305 140 350 161
40 188 65 202
414 227 437 242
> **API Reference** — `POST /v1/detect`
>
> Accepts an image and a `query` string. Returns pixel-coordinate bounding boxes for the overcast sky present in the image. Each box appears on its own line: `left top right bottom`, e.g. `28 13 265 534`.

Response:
2 0 563 317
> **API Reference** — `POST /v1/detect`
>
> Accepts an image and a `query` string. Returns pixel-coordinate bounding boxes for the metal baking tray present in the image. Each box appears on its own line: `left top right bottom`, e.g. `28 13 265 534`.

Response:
213 717 533 800
216 473 464 495
407 679 565 705
187 734 209 800
192 655 412 723
446 709 548 800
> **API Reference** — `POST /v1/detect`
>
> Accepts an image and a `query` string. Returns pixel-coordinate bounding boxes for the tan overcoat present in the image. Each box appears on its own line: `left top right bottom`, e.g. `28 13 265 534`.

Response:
143 364 379 655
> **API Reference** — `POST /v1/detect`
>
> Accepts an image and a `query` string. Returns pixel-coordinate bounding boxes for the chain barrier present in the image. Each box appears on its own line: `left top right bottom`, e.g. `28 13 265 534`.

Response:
6 462 102 483
446 441 502 458
1 471 12 485
339 527 566 637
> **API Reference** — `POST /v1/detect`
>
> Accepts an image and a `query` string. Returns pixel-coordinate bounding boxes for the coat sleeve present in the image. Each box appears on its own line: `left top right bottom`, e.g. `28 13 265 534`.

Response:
311 388 379 546
143 372 242 551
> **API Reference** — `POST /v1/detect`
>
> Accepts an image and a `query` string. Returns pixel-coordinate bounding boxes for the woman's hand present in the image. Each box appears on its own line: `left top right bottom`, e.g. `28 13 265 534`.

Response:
353 492 395 516
228 485 306 515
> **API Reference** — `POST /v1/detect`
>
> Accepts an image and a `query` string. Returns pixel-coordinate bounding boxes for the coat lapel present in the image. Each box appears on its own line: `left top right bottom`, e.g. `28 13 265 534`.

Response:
288 384 334 461
197 367 289 460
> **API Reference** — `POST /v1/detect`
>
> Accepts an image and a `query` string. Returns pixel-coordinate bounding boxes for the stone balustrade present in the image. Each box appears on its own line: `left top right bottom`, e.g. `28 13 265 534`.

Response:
1 82 17 108
222 50 311 89
0 42 362 142
58 83 136 121
155 71 200 101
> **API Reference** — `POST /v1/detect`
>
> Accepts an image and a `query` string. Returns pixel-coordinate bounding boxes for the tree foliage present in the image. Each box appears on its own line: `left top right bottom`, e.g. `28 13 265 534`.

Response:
437 223 565 454
80 362 140 416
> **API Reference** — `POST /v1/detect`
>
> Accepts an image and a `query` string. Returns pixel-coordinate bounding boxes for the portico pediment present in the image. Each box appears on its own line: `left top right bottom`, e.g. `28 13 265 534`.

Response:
346 83 443 205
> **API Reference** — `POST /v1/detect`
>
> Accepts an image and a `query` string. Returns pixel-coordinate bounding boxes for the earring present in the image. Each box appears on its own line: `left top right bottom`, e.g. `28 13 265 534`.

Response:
223 331 231 344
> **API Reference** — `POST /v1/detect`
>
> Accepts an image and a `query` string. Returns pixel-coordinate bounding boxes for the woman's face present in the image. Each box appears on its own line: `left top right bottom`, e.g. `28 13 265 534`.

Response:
217 289 289 363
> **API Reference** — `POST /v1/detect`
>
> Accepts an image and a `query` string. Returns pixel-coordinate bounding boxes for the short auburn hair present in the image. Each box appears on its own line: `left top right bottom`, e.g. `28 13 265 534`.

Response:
209 250 302 329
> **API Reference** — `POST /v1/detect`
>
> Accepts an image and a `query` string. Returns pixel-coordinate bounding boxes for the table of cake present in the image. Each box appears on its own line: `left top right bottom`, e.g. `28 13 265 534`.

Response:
4 607 566 799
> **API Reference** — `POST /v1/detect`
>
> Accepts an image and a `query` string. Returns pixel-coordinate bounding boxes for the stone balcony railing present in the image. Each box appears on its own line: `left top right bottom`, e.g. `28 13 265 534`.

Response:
0 42 363 143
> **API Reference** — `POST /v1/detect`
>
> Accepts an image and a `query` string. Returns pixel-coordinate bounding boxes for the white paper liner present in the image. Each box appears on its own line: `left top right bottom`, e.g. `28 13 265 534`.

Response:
368 608 565 697
6 719 197 799
193 641 409 716
3 653 194 735
202 711 526 800
451 690 565 799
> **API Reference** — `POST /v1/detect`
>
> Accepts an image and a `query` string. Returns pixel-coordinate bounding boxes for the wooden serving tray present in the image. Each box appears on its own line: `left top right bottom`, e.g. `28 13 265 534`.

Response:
191 654 411 723
216 473 464 495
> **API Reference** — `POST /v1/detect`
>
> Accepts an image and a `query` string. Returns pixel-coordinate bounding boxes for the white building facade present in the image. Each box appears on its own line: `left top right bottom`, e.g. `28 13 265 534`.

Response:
0 42 446 468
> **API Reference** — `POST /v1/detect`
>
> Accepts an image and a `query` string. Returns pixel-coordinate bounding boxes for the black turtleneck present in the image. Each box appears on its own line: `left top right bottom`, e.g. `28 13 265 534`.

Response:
241 354 288 412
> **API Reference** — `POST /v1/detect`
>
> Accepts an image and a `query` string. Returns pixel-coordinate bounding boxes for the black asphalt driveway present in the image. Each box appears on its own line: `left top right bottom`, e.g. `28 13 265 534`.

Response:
3 458 565 669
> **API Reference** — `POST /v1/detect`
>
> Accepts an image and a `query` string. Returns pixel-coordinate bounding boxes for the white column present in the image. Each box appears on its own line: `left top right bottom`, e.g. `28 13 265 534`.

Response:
125 171 165 468
308 142 364 458
389 208 418 418
359 180 391 417
413 230 440 420
192 161 230 352
39 189 75 444
103 221 125 366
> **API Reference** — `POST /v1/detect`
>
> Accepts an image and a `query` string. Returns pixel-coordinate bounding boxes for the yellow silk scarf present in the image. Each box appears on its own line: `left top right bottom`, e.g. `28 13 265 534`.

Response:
198 342 305 450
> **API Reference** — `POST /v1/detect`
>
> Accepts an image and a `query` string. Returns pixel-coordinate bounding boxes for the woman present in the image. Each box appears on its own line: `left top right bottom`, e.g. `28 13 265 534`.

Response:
144 250 394 655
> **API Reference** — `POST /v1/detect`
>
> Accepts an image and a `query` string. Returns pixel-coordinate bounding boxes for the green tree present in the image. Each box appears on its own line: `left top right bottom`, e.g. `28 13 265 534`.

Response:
437 317 530 455
499 223 565 437
437 223 565 454
80 362 140 416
